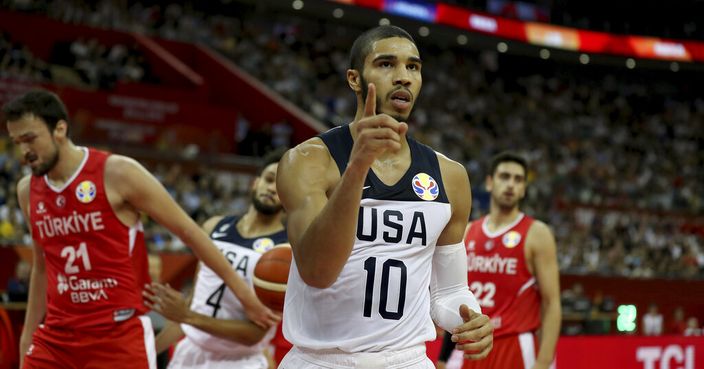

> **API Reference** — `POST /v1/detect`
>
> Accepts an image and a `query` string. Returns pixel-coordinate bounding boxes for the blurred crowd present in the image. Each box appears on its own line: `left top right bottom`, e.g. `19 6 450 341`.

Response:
0 0 702 279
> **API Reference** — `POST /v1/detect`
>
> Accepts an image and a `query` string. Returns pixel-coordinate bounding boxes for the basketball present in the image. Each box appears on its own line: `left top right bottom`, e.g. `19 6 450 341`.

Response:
253 244 292 312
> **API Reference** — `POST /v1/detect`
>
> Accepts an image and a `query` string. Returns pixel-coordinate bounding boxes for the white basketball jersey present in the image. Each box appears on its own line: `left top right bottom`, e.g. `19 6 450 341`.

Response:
284 126 452 352
182 216 287 355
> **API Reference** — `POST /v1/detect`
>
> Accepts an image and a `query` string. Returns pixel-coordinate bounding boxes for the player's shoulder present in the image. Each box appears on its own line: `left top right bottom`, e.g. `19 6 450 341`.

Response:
201 215 226 235
527 218 555 243
281 137 332 169
16 174 31 192
434 151 469 188
16 175 31 204
104 154 143 178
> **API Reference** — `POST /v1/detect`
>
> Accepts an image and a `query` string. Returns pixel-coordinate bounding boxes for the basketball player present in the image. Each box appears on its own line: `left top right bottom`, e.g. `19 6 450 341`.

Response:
143 150 287 369
438 152 561 369
4 90 279 369
276 25 493 368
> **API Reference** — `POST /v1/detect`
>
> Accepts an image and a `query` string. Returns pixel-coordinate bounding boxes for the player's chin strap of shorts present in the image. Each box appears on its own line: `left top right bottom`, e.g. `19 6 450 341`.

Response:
430 242 481 332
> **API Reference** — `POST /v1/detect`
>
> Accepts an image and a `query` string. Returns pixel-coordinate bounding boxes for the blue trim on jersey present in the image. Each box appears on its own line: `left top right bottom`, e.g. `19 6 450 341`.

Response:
318 125 449 203
210 215 288 249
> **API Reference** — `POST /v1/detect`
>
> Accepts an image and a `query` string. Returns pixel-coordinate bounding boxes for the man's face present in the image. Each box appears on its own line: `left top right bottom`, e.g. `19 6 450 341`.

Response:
360 37 422 122
486 162 526 210
251 162 282 215
7 114 60 176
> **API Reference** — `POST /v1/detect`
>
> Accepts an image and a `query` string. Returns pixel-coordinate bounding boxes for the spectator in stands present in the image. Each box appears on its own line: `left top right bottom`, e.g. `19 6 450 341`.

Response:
684 317 702 336
642 303 663 336
669 306 687 335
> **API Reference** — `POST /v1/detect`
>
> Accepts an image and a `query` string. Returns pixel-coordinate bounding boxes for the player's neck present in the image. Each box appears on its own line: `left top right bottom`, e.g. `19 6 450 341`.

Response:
237 207 284 238
45 142 85 186
487 205 521 231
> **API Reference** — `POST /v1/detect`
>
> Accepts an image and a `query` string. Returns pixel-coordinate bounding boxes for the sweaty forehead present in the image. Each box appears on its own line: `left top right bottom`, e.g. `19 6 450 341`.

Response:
366 37 420 62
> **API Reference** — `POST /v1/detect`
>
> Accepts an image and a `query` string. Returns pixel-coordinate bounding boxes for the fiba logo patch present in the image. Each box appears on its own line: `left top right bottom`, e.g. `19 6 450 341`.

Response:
75 181 97 204
253 238 275 253
412 173 439 201
502 231 522 248
57 274 69 295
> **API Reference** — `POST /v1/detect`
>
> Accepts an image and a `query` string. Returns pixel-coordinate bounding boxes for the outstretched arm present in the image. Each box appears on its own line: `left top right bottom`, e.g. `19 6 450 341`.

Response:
527 221 561 369
278 83 408 288
145 283 268 346
106 155 278 329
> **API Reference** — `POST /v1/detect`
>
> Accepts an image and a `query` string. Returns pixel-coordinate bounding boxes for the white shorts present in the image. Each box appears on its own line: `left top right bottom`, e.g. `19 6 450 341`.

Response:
167 338 268 369
279 345 434 369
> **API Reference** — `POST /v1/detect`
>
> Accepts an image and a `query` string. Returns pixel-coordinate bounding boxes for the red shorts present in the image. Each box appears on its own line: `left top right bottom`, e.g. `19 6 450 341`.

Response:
23 316 156 369
462 332 537 369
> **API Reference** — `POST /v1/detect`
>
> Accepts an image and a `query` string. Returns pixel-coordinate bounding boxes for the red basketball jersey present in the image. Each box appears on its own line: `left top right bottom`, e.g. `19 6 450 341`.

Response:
464 213 540 337
29 147 149 330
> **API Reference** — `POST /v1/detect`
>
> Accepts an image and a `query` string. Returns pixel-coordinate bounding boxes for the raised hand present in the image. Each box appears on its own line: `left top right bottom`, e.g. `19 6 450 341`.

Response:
349 83 409 170
451 304 494 360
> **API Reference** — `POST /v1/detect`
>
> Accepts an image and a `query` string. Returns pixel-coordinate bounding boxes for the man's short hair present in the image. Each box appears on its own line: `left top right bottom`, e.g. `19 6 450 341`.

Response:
259 147 287 175
489 151 528 177
3 89 70 134
349 25 415 72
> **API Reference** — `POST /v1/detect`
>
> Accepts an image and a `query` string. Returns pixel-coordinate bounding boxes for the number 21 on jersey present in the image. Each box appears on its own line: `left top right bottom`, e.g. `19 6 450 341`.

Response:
61 242 92 274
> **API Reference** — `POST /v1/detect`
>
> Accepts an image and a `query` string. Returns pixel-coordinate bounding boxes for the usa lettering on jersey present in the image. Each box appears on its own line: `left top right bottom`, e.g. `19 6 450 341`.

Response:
356 206 428 246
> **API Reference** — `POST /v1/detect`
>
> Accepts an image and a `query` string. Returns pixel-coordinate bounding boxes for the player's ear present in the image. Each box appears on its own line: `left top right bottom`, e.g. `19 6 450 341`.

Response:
54 120 69 140
347 69 362 93
485 175 493 192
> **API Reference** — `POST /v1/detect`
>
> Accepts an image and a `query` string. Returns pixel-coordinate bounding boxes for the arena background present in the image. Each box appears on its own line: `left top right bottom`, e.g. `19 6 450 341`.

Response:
0 0 702 368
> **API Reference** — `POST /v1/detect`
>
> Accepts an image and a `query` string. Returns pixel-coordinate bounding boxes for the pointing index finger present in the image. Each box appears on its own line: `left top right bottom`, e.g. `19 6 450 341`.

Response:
364 83 376 118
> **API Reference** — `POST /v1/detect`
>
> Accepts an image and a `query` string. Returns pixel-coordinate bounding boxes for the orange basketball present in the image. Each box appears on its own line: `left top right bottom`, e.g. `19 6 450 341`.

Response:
253 244 292 312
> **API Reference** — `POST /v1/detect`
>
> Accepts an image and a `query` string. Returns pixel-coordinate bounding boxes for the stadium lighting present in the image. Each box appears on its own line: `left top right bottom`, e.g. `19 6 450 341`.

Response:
292 0 304 10
616 304 637 332
418 26 430 37
579 54 590 64
332 8 344 18
497 42 508 53
539 49 550 59
457 34 468 45
626 58 636 69
379 18 391 26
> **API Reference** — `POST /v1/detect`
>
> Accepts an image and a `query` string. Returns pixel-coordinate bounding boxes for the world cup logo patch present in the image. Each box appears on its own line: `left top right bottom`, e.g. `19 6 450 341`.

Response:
75 181 97 204
253 238 275 253
412 173 439 201
502 231 522 248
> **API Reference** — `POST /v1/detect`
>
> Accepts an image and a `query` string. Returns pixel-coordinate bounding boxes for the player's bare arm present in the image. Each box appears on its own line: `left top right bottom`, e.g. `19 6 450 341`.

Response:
435 156 494 360
526 221 561 369
278 83 407 288
154 320 184 354
16 175 48 367
105 155 279 328
145 283 268 346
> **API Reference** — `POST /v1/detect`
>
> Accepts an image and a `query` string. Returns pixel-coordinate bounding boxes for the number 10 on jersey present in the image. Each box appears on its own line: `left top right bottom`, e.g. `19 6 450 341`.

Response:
362 257 407 320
